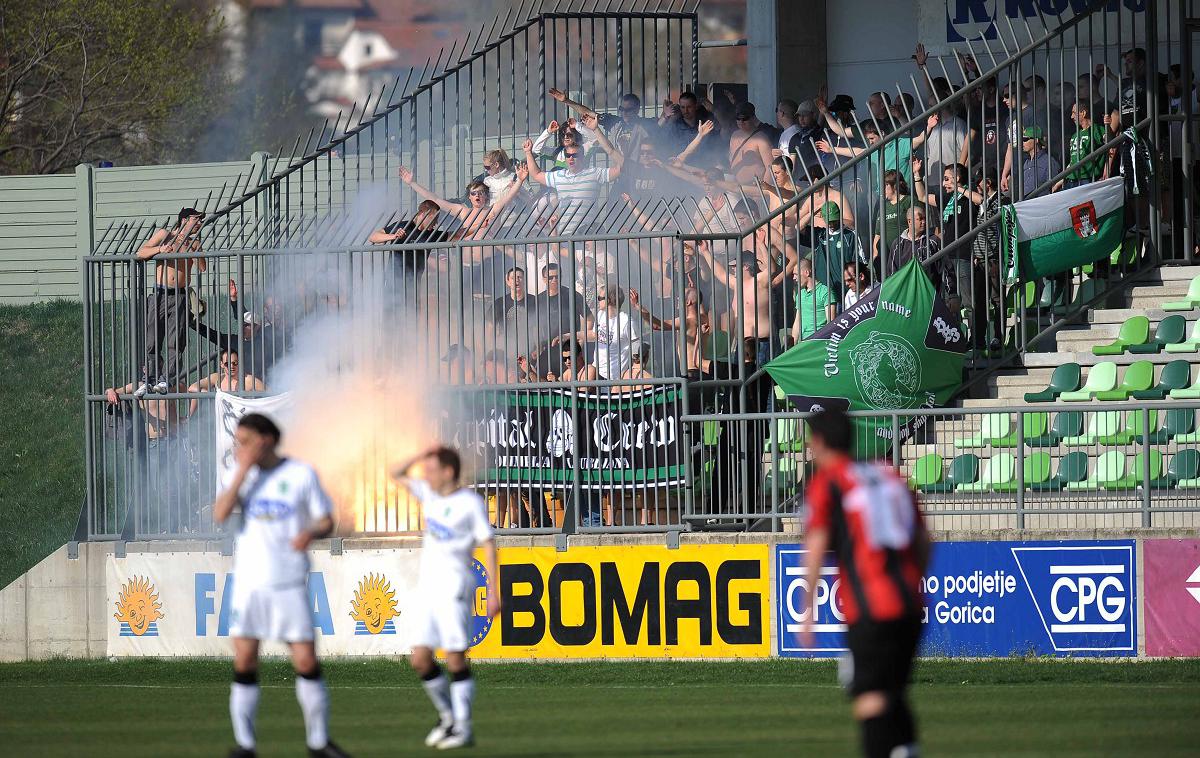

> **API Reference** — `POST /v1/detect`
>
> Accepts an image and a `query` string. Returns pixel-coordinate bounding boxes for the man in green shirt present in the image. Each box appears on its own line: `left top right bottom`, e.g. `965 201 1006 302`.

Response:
1053 101 1107 191
811 202 864 301
791 257 837 343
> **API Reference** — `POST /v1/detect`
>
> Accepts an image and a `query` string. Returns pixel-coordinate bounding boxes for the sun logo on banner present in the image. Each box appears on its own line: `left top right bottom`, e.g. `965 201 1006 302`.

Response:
350 573 399 635
114 576 164 637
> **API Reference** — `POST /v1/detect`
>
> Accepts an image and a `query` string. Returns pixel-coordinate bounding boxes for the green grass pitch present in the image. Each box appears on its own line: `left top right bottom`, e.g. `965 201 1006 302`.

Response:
1 658 1197 756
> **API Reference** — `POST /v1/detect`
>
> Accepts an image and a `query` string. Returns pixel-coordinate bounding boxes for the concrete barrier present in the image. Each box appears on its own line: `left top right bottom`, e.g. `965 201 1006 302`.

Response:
1 530 1196 661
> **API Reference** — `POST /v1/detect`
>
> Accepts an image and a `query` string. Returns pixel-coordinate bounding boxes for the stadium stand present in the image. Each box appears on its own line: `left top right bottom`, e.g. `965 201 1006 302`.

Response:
71 0 1200 539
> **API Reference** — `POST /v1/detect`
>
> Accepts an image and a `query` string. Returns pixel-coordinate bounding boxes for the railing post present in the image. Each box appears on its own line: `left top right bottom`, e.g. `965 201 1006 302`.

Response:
1182 7 1196 265
1145 0 1163 268
1015 411 1025 530
1142 406 1152 528
891 415 900 468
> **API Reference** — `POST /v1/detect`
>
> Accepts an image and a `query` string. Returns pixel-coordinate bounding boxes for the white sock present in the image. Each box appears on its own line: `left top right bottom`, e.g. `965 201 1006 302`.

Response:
230 681 260 749
450 674 475 735
422 672 453 724
295 674 329 750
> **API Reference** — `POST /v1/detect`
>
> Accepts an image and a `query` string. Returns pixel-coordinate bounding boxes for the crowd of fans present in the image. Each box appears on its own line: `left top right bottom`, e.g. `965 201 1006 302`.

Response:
107 42 1176 528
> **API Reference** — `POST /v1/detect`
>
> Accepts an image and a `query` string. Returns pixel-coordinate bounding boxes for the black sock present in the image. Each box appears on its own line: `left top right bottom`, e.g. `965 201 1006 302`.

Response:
861 713 899 758
421 663 443 682
894 696 917 748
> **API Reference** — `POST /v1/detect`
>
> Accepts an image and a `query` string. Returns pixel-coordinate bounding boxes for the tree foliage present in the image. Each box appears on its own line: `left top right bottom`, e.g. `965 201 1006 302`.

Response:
0 0 226 174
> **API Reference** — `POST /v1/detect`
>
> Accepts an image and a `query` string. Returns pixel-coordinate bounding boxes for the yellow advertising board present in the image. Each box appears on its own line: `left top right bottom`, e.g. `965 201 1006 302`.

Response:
469 545 771 659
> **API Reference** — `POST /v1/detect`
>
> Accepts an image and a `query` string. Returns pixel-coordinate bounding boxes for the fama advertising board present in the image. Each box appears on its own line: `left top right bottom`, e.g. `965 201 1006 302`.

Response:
107 545 770 659
776 540 1137 658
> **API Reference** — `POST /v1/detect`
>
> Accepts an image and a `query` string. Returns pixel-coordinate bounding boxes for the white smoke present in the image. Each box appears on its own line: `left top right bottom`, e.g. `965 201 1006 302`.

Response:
262 184 449 533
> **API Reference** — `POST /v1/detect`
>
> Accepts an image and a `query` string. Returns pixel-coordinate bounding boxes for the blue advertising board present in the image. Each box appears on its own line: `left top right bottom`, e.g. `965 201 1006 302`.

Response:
776 540 1137 658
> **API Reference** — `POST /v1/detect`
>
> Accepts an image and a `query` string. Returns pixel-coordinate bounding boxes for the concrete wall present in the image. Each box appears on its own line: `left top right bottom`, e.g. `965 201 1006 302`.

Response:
0 528 1189 662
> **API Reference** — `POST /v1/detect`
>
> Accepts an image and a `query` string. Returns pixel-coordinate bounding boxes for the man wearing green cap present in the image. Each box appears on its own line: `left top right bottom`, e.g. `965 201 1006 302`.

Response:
811 200 864 301
1018 125 1060 199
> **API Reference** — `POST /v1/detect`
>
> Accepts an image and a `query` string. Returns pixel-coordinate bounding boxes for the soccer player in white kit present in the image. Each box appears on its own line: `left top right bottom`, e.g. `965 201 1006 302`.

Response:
213 413 350 758
392 445 501 750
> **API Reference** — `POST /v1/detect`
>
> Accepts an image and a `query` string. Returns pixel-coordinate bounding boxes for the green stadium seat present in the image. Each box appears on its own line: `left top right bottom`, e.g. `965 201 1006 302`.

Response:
1025 363 1082 403
958 453 1016 493
1028 411 1083 447
1093 360 1154 401
1106 450 1164 490
1150 449 1200 489
1066 450 1126 490
1031 451 1089 491
1059 362 1118 401
954 413 1011 448
1055 278 1100 316
1092 316 1149 355
1164 319 1200 353
765 455 800 494
1006 280 1039 317
1129 315 1186 354
1038 279 1065 310
922 454 979 494
766 418 805 453
908 453 944 490
1163 275 1200 311
1131 360 1191 400
1113 237 1138 266
1002 452 1052 491
1169 371 1200 400
991 412 1050 448
1151 408 1196 444
1122 409 1160 445
1062 411 1123 446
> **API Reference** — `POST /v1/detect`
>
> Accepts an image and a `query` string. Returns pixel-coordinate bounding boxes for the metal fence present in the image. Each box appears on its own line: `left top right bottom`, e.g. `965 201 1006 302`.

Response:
80 0 1200 539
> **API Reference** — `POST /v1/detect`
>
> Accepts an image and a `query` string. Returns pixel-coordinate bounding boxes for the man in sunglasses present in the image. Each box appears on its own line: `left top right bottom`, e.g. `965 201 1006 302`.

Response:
523 111 624 234
546 87 657 157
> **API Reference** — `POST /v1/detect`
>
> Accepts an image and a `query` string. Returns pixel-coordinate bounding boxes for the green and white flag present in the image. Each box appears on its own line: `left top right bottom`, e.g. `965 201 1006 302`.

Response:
764 259 967 458
1001 176 1125 285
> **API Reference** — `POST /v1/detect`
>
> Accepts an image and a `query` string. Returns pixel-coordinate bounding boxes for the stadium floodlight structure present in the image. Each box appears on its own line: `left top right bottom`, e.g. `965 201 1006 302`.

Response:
79 0 1198 542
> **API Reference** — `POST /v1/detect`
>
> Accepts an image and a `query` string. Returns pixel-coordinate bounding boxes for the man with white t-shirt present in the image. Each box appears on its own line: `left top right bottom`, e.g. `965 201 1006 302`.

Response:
550 281 640 381
213 413 349 758
392 446 500 751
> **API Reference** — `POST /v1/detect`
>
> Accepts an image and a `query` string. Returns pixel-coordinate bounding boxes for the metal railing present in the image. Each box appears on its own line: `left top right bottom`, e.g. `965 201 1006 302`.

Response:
80 1 1200 540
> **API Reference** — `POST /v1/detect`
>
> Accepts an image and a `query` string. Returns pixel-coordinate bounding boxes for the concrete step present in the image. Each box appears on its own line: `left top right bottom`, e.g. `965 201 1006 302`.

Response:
1088 307 1183 324
1023 351 1188 368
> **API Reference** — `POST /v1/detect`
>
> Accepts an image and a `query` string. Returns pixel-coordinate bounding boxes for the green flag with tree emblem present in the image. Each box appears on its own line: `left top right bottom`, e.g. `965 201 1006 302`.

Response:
764 258 967 457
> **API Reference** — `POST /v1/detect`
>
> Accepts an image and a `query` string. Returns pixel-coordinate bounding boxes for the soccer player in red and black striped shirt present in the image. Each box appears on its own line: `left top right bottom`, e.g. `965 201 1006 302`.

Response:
800 408 930 758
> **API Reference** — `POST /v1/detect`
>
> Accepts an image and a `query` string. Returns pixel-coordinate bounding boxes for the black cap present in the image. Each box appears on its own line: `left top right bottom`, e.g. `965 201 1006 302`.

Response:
828 94 855 113
735 101 756 119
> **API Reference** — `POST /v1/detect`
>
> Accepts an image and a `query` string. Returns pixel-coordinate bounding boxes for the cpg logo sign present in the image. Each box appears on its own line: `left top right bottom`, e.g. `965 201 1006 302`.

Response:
777 548 846 657
1010 543 1136 654
775 540 1137 657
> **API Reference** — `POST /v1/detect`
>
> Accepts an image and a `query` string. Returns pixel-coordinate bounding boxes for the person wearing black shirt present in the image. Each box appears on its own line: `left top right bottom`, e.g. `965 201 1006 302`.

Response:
532 262 591 378
369 200 448 280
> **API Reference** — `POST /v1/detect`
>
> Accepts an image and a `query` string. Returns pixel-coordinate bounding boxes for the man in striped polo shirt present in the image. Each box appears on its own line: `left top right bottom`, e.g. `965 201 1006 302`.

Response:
523 112 624 234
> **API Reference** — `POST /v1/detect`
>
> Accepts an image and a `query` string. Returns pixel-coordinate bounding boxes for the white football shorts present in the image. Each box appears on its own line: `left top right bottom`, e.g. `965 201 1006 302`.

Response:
408 587 472 652
228 581 314 643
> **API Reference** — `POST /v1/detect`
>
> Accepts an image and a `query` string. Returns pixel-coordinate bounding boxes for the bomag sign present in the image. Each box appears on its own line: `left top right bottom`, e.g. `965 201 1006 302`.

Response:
471 545 771 658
